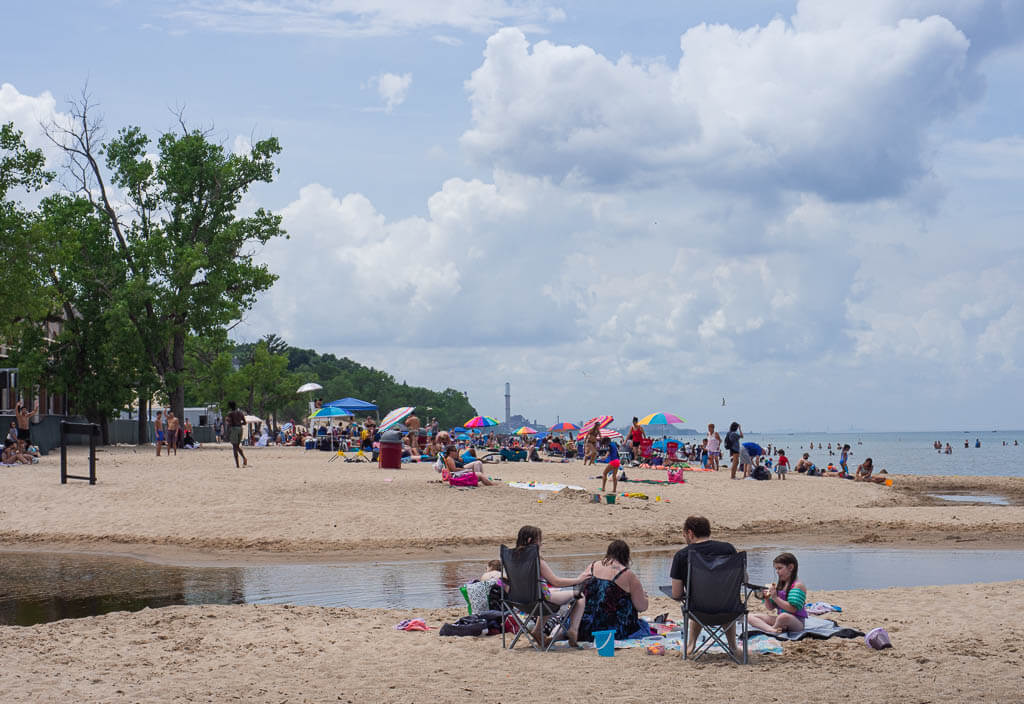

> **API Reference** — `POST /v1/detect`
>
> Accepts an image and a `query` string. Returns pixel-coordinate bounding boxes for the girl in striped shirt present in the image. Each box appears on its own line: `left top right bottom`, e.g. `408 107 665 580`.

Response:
749 552 808 634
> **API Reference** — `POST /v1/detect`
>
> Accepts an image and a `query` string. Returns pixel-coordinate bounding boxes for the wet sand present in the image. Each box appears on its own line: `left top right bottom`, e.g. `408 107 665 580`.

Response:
1 445 1022 557
1 581 1021 703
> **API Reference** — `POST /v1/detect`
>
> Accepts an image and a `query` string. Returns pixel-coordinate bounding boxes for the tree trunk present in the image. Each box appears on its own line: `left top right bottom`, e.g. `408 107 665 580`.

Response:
171 332 186 422
137 393 148 445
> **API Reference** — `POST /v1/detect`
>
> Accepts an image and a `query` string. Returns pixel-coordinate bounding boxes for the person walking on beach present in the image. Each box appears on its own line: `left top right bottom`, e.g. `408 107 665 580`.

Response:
226 401 248 468
166 412 179 456
14 398 39 452
839 444 851 476
706 423 722 471
725 422 743 479
583 424 600 466
154 411 166 456
629 417 645 458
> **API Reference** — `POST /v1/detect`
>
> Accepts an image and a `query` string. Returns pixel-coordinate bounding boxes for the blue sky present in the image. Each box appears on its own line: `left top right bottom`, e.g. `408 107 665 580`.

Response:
3 1 1023 431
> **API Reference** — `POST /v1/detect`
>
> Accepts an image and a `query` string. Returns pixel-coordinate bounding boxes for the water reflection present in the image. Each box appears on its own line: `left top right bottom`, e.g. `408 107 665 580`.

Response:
2 546 1022 627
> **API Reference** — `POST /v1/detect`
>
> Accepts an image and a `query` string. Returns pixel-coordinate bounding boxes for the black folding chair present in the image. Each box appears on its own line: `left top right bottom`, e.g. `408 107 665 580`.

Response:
499 544 576 651
682 551 759 664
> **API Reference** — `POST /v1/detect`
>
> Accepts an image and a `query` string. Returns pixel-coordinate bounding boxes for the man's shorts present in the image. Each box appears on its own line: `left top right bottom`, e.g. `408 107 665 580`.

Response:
229 426 243 445
156 430 165 442
17 427 30 441
709 451 721 458
739 446 752 466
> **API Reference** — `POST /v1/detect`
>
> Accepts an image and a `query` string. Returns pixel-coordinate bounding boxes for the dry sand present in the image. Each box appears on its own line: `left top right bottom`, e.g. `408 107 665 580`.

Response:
1 445 1022 557
2 444 1023 702
1 582 1021 703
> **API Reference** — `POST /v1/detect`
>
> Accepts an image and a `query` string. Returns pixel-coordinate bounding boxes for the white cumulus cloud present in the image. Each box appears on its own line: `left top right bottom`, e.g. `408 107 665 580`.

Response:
372 72 413 113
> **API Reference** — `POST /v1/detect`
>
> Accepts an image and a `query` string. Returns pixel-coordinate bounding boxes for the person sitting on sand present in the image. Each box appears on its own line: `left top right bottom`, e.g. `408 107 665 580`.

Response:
511 526 589 645
855 457 888 484
748 552 807 635
670 516 739 653
480 559 502 583
3 439 34 465
575 540 649 646
794 453 813 474
443 445 494 485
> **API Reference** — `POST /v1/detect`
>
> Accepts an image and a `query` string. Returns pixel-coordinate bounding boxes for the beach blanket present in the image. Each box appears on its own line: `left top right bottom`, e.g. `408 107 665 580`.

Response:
747 616 863 641
507 481 585 492
620 478 673 485
547 631 783 655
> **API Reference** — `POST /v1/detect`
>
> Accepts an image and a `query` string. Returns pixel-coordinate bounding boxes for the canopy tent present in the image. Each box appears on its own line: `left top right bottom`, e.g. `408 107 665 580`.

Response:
324 397 378 412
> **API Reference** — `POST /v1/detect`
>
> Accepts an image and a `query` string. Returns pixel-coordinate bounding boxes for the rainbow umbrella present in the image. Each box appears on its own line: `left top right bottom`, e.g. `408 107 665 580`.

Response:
549 421 580 432
639 412 686 426
465 415 498 428
513 426 538 435
310 406 354 419
580 415 614 434
379 406 416 432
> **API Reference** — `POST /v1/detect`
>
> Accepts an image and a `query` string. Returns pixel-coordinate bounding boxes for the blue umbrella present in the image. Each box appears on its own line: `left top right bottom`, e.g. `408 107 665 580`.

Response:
310 406 354 419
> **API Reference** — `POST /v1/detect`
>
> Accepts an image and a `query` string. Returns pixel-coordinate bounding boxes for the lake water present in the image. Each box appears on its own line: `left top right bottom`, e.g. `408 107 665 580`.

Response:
2 546 1022 626
672 430 1024 478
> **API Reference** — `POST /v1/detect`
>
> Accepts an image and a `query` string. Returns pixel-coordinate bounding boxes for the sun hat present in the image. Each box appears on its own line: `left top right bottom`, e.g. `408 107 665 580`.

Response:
865 627 892 650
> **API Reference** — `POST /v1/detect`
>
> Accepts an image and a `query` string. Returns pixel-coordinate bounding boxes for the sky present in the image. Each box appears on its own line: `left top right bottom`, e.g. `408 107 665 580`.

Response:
2 0 1023 432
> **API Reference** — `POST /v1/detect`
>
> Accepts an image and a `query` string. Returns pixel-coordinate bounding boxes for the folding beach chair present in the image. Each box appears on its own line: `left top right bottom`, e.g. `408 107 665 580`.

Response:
499 544 578 651
682 551 757 664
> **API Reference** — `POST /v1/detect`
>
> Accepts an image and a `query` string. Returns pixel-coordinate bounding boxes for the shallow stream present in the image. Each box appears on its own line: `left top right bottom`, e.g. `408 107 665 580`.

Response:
2 546 1022 627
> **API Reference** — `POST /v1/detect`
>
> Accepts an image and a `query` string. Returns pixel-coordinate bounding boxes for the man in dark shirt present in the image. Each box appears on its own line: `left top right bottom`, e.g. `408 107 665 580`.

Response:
669 515 738 653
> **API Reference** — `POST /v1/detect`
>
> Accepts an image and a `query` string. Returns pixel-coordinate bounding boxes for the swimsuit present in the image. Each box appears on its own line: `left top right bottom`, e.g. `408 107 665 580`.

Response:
156 430 165 442
577 564 643 642
777 584 807 624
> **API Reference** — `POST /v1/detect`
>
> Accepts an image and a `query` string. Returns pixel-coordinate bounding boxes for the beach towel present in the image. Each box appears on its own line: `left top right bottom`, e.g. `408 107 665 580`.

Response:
806 601 843 615
747 616 863 641
507 481 585 492
395 618 430 631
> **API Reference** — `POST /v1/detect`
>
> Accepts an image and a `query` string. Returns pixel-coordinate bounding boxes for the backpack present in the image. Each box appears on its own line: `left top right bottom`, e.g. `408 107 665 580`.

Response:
752 466 772 481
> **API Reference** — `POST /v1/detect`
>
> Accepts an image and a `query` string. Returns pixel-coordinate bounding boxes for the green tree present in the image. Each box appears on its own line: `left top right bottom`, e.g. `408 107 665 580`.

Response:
45 96 286 425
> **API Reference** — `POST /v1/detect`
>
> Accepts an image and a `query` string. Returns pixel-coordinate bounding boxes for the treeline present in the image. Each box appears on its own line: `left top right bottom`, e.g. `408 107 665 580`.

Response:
185 334 477 430
0 97 283 443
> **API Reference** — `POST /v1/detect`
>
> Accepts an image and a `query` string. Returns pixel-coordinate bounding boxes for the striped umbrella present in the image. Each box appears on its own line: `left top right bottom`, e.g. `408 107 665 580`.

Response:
579 415 614 434
513 426 538 436
378 406 416 432
465 415 499 428
638 412 686 426
548 421 580 432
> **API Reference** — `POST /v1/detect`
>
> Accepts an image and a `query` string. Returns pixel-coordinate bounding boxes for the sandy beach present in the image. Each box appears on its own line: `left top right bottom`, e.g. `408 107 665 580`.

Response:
3 444 1024 703
1 445 1022 557
1 582 1021 703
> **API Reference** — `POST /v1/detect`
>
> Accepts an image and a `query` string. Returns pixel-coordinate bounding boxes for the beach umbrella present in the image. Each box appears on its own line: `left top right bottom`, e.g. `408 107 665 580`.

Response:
379 406 416 432
296 382 323 393
513 426 538 435
465 415 498 428
549 421 580 432
244 415 263 424
639 412 686 426
579 415 614 434
310 406 354 419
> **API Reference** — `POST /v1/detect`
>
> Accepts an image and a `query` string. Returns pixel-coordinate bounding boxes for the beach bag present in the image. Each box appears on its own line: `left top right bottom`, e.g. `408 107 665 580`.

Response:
460 579 497 614
434 455 445 473
667 468 686 483
752 466 772 481
450 471 479 487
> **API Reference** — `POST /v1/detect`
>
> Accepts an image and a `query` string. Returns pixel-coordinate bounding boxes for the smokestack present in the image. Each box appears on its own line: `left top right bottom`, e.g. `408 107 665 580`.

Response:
504 382 511 424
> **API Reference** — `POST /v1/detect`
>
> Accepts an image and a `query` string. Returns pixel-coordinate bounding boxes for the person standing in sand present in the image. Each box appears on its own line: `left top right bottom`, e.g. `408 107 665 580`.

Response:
154 411 166 456
406 411 421 454
706 423 722 471
165 412 180 456
583 425 599 466
15 399 39 452
725 422 743 479
226 401 248 468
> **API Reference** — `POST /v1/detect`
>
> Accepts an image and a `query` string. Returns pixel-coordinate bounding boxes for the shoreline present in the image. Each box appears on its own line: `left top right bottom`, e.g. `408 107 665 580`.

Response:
2 527 1024 567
